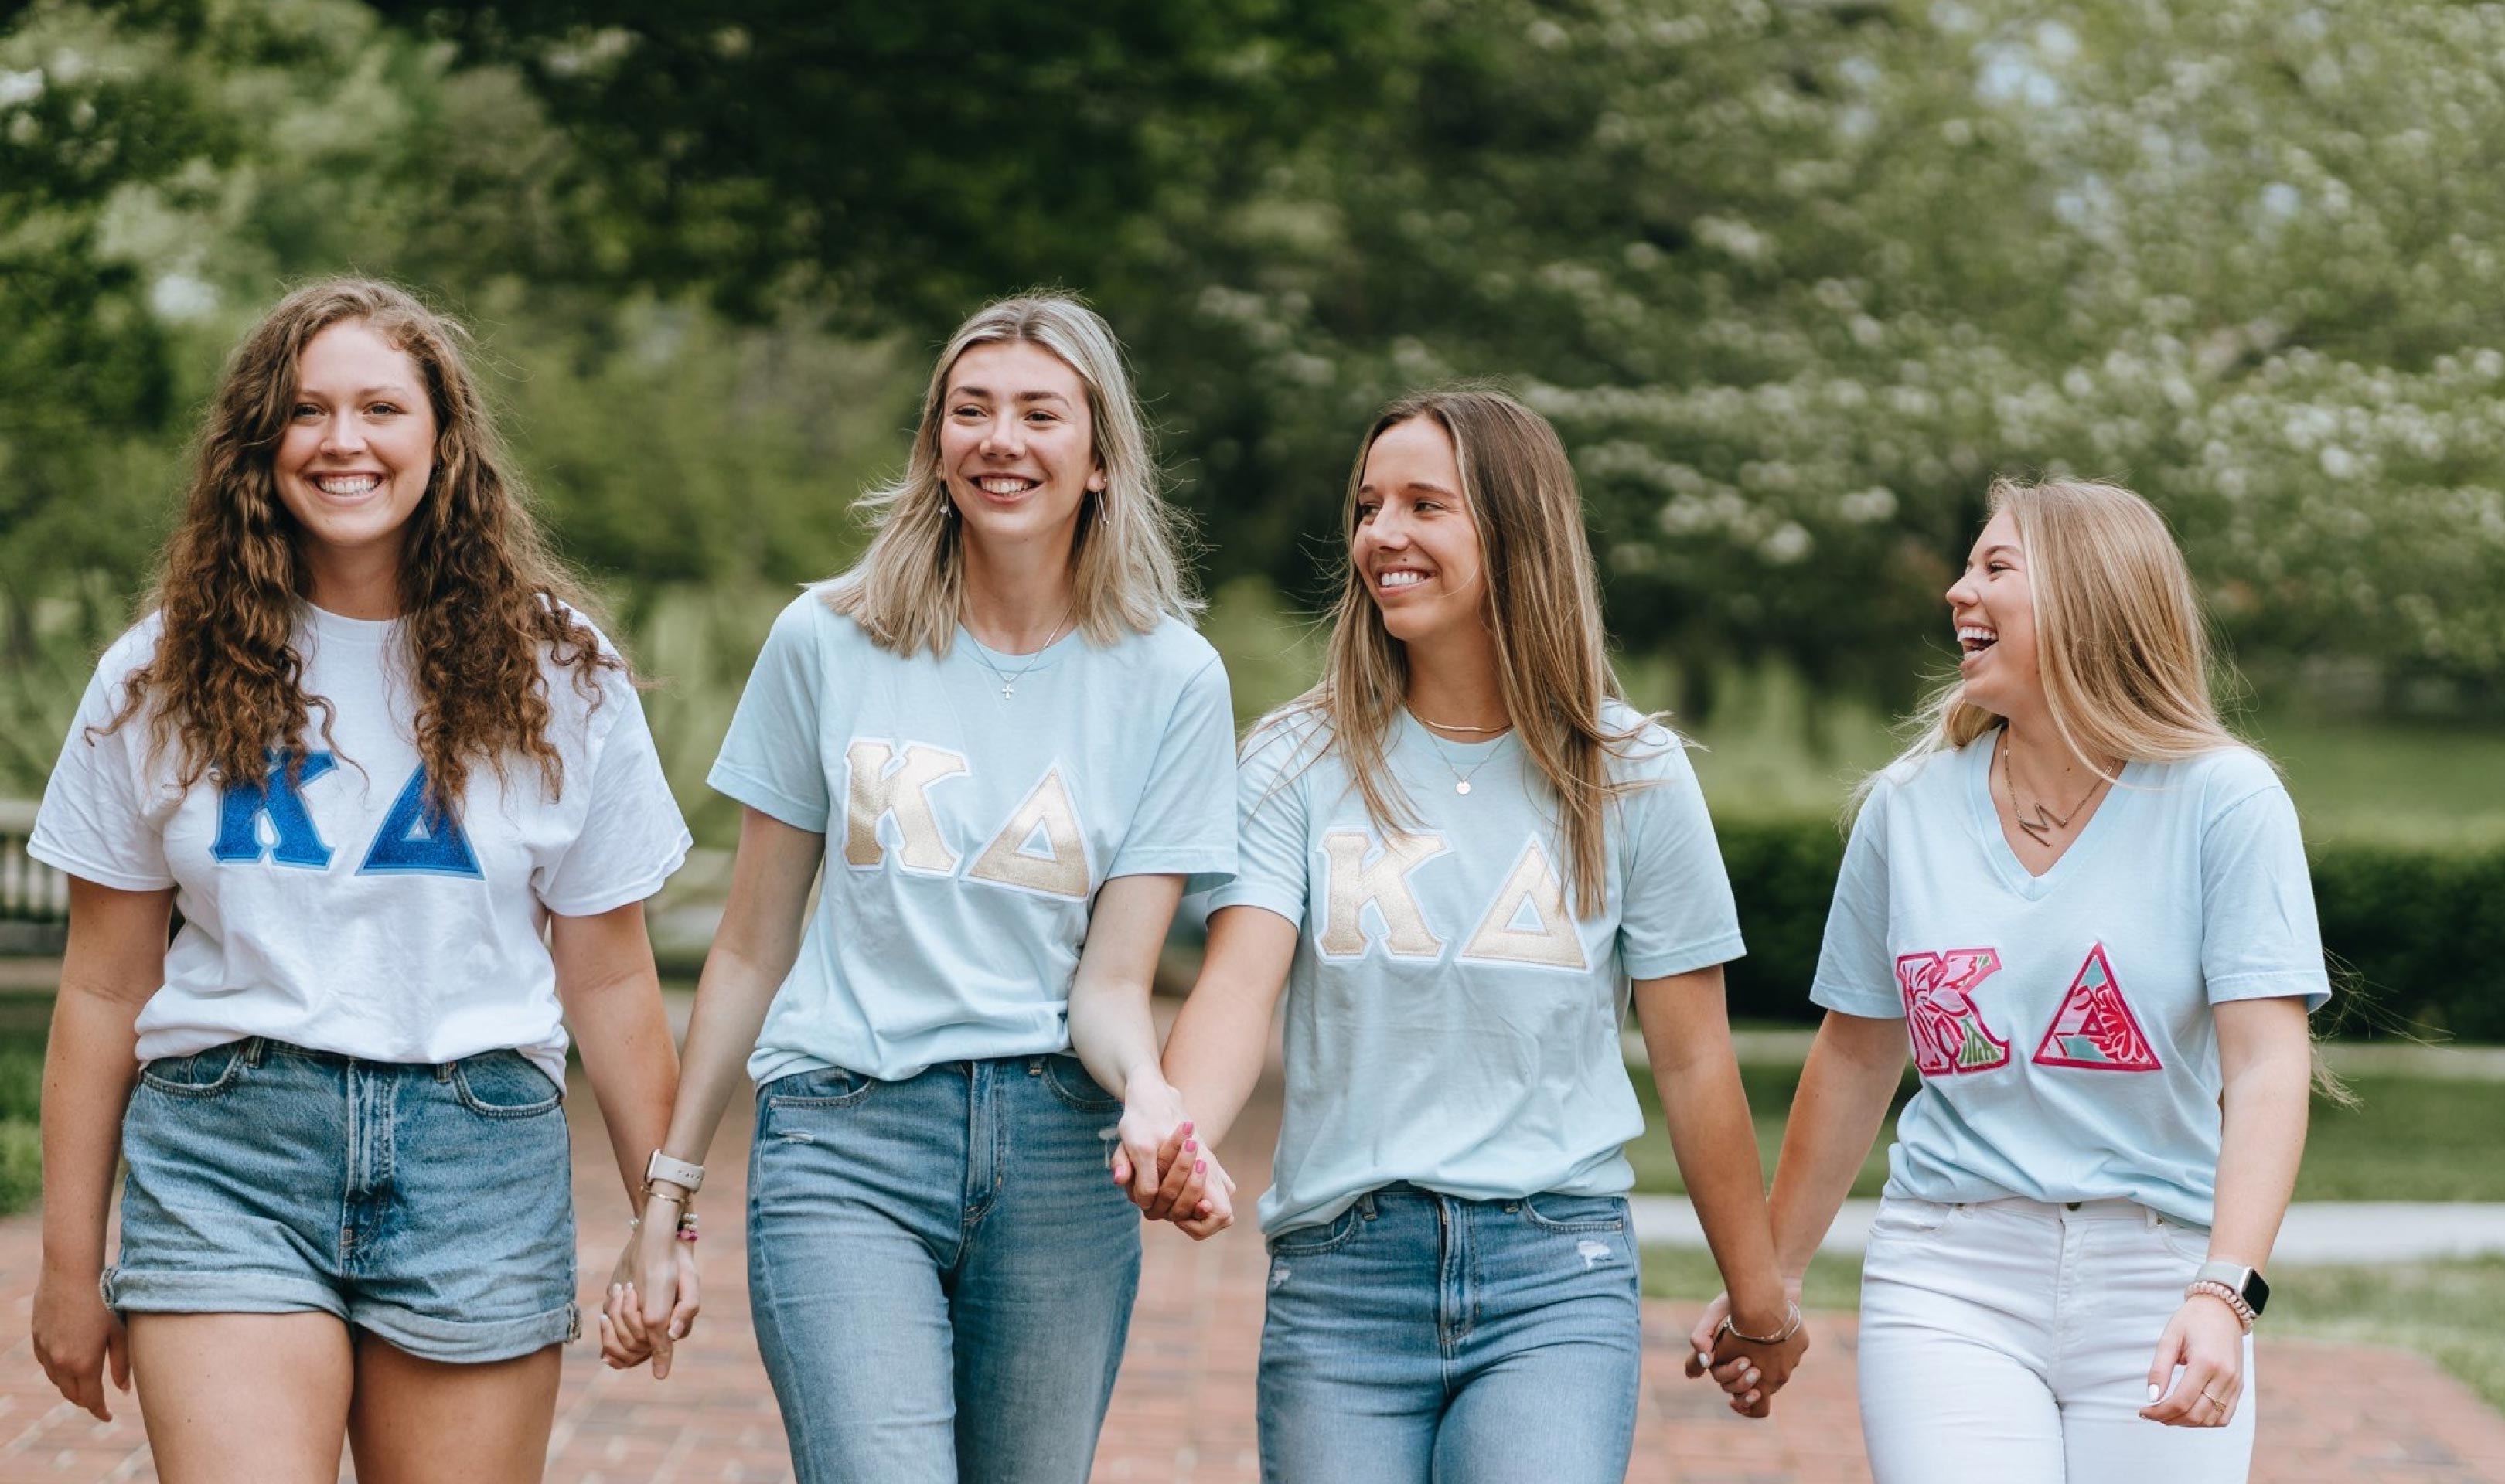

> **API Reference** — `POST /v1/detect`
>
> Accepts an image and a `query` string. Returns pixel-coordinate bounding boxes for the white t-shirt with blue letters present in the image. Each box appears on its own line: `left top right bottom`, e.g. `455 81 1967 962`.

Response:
710 587 1237 1086
30 604 692 1083
1809 734 2330 1230
1208 704 1747 1237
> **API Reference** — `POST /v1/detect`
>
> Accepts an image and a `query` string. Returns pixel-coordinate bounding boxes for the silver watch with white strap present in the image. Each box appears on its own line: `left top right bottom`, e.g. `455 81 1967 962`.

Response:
645 1149 705 1195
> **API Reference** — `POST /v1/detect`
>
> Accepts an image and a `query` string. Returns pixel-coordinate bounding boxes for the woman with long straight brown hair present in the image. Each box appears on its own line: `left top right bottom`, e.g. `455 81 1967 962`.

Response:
1126 388 1804 1482
26 277 690 1482
1686 478 2326 1480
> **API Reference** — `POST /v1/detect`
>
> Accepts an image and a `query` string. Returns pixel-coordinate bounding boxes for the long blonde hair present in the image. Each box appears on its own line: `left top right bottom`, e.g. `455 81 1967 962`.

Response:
1280 388 1648 917
1869 475 2248 796
827 294 1198 654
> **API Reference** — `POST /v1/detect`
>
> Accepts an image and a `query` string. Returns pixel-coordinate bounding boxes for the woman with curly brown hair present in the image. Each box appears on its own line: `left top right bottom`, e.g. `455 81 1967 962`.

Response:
26 278 691 1482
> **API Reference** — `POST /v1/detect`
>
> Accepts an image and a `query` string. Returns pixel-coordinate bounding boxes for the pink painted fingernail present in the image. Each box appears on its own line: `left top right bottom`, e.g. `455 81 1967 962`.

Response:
1184 1139 1197 1152
1195 1159 1207 1173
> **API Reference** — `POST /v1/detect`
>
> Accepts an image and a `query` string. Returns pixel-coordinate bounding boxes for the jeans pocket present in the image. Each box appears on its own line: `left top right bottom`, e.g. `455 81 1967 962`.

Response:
1038 1056 1123 1113
1520 1193 1630 1234
448 1050 564 1118
1869 1196 1959 1237
762 1066 876 1110
137 1040 250 1099
2151 1212 2212 1265
1268 1205 1363 1257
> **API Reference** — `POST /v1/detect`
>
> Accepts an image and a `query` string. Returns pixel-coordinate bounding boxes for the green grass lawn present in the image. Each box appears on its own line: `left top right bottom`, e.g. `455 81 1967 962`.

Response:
1628 1066 2505 1202
1640 1246 2505 1416
0 998 46 1216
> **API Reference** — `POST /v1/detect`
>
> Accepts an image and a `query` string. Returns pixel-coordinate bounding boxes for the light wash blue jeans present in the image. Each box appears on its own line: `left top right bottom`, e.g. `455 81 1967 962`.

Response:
746 1055 1141 1484
1256 1184 1642 1484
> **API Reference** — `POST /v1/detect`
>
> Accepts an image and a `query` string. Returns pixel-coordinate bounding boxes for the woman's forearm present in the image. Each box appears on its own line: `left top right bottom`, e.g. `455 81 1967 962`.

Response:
2207 997 2313 1270
1634 966 1785 1324
1065 876 1184 1101
40 883 171 1279
40 989 143 1278
554 904 683 1213
1155 906 1297 1149
1765 1012 1906 1278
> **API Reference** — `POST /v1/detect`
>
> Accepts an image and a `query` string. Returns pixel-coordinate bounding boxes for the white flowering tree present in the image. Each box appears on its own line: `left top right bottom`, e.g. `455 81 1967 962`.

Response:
1154 0 2505 706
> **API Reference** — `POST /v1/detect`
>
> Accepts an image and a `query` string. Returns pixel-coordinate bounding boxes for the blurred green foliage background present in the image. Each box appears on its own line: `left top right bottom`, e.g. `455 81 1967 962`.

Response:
5 0 2503 849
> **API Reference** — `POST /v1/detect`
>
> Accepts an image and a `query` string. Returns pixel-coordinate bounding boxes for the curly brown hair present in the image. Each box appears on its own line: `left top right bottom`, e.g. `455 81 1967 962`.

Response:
107 277 620 808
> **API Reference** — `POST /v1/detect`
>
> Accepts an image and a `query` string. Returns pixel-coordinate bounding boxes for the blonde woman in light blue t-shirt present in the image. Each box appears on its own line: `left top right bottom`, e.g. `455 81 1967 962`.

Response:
1688 478 2326 1482
609 295 1237 1484
1130 390 1805 1482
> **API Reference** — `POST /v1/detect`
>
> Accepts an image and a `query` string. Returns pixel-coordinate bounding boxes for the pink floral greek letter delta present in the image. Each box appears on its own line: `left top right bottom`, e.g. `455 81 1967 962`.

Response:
2032 943 2163 1071
1895 948 2011 1077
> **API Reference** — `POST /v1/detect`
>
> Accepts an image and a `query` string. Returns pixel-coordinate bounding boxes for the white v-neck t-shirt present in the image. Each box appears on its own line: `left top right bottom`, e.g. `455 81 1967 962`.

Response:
1809 733 2329 1229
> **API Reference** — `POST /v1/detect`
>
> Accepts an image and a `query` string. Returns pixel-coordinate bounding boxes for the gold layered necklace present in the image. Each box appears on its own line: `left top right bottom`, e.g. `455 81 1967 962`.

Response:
1997 733 2108 848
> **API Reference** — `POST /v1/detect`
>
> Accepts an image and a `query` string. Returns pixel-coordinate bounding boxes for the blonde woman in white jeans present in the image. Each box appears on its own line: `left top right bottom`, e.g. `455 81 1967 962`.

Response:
1685 478 2326 1481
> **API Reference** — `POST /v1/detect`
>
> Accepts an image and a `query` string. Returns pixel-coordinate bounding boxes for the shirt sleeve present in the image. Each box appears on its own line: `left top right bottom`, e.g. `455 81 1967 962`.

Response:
2200 782 2333 1012
536 676 694 916
706 594 833 832
1614 736 1747 980
27 650 175 891
1106 654 1238 880
1200 717 1314 925
1809 783 1900 1019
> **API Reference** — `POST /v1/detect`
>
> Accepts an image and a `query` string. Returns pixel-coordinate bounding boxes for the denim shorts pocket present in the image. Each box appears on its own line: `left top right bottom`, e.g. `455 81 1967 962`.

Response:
762 1067 876 1110
1268 1205 1363 1257
1038 1056 1123 1113
137 1041 250 1099
1520 1193 1630 1234
448 1050 564 1118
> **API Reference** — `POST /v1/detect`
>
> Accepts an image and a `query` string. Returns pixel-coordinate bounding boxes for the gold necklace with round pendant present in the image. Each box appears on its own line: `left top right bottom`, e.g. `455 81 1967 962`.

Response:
1422 723 1507 795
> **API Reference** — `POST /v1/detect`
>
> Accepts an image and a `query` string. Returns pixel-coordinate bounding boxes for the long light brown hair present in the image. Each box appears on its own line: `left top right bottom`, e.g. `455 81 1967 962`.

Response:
107 277 618 805
829 293 1198 653
1280 387 1650 917
1869 476 2248 795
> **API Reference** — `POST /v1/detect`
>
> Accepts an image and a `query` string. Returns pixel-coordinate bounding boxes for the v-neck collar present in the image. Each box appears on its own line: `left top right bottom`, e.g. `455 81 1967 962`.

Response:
1964 729 2144 901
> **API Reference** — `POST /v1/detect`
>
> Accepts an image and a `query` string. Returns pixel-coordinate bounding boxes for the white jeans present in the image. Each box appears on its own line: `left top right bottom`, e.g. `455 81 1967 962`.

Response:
1856 1196 2256 1483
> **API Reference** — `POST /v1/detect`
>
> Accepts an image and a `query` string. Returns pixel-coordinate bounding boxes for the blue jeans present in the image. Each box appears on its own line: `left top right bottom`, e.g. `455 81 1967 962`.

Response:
1257 1185 1641 1484
747 1055 1142 1484
107 1038 578 1363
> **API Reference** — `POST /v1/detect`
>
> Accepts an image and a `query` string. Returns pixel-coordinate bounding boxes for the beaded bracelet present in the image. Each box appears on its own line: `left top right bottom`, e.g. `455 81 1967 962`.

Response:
1717 1300 1805 1346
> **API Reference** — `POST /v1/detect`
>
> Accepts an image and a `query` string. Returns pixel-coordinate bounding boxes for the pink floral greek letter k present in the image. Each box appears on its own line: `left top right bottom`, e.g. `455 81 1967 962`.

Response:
1896 948 2011 1077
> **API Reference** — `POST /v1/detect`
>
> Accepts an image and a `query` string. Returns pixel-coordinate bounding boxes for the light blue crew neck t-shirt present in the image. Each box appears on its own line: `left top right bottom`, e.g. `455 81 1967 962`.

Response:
1205 703 1747 1237
1809 733 2330 1230
711 587 1237 1085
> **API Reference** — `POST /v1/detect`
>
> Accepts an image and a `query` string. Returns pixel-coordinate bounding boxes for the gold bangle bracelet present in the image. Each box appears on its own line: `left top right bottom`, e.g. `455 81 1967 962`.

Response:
1718 1301 1805 1346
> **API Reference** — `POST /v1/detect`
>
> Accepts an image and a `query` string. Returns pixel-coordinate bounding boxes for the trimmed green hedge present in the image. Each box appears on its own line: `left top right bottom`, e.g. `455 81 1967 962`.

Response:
1716 819 2505 1040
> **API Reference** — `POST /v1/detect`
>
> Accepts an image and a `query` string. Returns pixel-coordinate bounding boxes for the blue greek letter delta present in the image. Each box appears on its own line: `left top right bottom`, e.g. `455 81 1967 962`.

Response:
211 749 338 867
359 766 482 878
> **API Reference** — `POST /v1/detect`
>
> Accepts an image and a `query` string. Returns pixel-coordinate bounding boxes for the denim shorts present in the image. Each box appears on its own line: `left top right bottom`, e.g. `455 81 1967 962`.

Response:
105 1037 579 1364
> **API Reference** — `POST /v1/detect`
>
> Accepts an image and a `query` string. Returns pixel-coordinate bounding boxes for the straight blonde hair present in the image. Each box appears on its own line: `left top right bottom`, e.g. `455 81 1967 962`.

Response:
828 294 1198 653
1276 388 1650 917
1868 475 2249 795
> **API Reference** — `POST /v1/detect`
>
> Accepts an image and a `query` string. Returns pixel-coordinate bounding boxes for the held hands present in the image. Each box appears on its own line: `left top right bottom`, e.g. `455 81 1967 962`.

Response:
1682 1282 1811 1419
598 1193 702 1378
1109 1068 1235 1240
2141 1292 2247 1428
32 1258 128 1421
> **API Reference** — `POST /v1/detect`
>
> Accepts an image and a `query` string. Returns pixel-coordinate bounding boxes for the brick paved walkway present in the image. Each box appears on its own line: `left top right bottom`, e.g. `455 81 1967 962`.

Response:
3 1068 2503 1482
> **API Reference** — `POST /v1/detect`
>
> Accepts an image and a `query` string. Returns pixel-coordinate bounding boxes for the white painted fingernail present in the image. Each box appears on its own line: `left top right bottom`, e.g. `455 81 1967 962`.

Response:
2148 1383 2162 1401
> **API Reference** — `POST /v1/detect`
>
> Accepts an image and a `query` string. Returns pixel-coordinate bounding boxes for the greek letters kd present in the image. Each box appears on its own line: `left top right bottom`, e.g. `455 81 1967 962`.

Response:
213 748 482 878
1896 942 2163 1078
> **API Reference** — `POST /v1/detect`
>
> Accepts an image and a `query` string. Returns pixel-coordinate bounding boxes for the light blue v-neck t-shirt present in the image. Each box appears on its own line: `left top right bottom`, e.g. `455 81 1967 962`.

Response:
711 587 1237 1085
1810 733 2330 1230
1206 703 1747 1237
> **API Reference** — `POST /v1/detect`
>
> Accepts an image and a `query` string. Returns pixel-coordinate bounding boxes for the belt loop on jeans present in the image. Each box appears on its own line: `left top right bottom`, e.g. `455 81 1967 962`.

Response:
241 1037 268 1067
1357 1192 1379 1220
1026 1057 1044 1077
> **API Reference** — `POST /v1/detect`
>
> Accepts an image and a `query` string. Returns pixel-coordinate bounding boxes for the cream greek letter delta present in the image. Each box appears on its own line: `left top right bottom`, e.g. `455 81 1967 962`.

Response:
1314 829 1585 971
